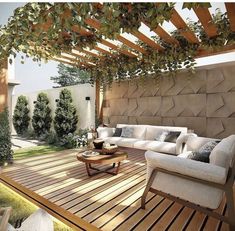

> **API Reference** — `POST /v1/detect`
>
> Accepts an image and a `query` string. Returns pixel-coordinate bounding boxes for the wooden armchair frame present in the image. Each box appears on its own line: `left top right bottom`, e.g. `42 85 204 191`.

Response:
141 162 235 230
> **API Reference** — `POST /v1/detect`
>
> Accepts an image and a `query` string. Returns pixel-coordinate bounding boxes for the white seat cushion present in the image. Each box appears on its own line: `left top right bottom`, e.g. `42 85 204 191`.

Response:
116 138 140 148
104 137 122 145
104 137 139 148
151 172 223 209
145 151 227 209
134 140 176 154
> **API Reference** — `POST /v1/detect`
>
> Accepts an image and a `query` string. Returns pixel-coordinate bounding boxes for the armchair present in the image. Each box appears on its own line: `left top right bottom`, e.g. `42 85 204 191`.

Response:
141 135 235 230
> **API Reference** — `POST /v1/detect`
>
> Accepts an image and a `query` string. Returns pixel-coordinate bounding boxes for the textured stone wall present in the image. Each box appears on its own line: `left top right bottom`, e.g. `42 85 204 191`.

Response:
103 64 235 138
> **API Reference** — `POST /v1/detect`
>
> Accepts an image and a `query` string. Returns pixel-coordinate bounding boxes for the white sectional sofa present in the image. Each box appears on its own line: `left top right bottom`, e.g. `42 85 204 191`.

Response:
97 124 188 155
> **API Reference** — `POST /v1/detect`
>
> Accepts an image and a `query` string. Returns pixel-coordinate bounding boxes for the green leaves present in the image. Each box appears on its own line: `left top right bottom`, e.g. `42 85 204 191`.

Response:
0 3 234 86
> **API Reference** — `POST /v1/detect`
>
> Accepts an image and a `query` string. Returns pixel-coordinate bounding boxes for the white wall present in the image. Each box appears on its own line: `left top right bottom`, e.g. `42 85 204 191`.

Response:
12 84 96 133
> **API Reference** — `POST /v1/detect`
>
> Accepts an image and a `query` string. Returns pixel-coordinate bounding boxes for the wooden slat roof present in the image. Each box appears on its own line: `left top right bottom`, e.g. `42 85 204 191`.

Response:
41 2 235 67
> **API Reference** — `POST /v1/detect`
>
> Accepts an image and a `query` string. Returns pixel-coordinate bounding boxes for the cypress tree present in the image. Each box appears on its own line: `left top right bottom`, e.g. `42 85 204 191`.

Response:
13 95 30 135
54 88 78 138
0 108 13 164
32 92 52 138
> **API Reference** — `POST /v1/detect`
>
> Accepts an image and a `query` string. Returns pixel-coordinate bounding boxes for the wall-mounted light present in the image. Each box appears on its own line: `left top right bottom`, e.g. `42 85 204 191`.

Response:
85 96 91 101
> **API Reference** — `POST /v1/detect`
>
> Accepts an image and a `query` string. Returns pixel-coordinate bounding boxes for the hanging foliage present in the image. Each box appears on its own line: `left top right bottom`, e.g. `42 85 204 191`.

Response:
0 3 235 87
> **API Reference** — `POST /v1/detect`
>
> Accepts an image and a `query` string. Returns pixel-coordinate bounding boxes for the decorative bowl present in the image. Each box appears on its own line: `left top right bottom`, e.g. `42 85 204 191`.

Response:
93 139 104 149
102 145 118 154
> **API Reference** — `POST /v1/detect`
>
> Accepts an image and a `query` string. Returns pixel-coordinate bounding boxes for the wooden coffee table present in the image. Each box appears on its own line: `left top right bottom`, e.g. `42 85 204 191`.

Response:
77 150 128 176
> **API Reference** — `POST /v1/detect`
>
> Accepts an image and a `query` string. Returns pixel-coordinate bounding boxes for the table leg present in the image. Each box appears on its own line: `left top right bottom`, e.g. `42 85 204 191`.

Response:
85 163 92 176
85 162 121 176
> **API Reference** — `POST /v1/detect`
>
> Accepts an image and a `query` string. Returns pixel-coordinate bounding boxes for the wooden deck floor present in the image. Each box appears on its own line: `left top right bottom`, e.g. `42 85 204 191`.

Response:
0 147 231 231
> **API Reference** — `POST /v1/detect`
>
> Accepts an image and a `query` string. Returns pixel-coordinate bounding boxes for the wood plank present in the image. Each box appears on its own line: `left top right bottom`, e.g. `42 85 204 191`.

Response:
65 166 146 212
193 6 217 37
132 31 164 51
116 35 147 54
225 3 235 31
115 197 170 231
1 175 100 231
75 173 146 217
152 24 179 45
168 207 195 230
85 18 142 56
148 202 183 230
49 158 144 205
52 58 75 66
93 46 115 56
170 9 199 43
100 193 159 231
60 54 93 67
203 196 226 231
85 185 145 223
185 211 207 230
101 39 137 57
47 155 143 202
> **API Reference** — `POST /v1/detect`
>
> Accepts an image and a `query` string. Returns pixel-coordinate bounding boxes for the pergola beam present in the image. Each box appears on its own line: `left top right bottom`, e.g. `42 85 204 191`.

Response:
101 39 137 58
225 3 235 32
85 18 146 55
151 24 179 45
193 6 217 37
170 9 199 43
132 31 164 51
116 35 147 54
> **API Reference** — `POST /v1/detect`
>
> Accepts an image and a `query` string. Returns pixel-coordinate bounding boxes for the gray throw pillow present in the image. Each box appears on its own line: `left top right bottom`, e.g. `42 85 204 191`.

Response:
164 131 181 143
187 140 220 163
121 127 134 138
112 128 122 137
155 131 169 142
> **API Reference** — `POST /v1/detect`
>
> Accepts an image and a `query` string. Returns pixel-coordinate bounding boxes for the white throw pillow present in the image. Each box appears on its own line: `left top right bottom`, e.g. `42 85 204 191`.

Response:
121 127 134 138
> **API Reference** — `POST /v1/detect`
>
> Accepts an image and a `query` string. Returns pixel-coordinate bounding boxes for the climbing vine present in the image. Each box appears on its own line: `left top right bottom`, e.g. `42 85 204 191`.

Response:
0 3 235 86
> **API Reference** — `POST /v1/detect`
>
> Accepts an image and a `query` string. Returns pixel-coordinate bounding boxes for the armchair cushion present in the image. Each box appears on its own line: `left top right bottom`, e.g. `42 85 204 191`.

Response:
145 150 226 209
145 151 227 184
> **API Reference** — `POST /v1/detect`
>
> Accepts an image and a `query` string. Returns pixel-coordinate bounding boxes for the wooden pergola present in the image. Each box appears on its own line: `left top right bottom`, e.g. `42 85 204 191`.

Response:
52 3 235 67
1 2 235 113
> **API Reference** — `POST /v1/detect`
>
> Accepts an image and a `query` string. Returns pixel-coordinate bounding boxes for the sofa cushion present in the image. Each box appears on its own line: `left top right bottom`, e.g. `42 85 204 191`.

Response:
112 128 122 137
210 135 235 169
121 126 134 138
97 127 115 138
116 138 140 148
104 137 122 145
187 140 220 163
117 124 146 139
134 140 176 154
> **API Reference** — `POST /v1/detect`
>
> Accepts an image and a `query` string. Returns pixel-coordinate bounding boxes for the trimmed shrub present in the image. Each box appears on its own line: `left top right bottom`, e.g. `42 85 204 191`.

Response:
54 88 78 140
0 108 13 164
13 95 30 135
32 93 52 138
